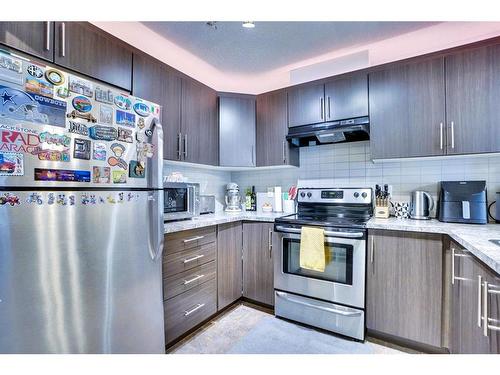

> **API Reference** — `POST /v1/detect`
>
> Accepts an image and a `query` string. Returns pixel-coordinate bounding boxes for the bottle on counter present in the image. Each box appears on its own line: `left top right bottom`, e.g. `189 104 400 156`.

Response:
250 186 257 211
245 188 252 210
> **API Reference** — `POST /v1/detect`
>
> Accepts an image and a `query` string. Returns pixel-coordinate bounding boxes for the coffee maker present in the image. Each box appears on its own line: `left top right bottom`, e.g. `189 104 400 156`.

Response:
225 182 242 212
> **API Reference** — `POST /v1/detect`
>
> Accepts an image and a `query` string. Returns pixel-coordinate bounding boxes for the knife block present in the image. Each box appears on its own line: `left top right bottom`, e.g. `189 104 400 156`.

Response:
375 204 390 219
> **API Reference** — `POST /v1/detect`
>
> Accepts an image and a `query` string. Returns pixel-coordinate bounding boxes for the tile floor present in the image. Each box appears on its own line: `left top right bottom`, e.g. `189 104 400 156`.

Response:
168 303 405 354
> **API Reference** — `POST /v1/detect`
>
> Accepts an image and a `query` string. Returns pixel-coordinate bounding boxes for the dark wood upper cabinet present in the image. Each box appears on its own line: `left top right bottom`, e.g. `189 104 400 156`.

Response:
367 230 443 348
242 222 274 306
218 94 256 167
181 78 218 166
445 44 500 155
369 57 446 159
324 73 368 121
0 22 54 61
54 22 132 91
287 82 325 127
256 89 299 167
132 53 182 161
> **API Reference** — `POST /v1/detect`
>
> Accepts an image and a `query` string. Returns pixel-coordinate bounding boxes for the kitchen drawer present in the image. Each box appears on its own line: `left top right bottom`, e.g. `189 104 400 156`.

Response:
164 226 216 255
164 278 217 344
163 260 216 300
163 241 216 277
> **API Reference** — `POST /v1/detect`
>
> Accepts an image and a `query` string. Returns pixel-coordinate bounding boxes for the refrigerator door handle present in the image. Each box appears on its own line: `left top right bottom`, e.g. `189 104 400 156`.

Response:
146 118 164 190
148 191 164 262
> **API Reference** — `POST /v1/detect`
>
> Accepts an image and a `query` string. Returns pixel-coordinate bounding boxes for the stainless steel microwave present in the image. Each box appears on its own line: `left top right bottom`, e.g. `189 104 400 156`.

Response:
163 181 200 221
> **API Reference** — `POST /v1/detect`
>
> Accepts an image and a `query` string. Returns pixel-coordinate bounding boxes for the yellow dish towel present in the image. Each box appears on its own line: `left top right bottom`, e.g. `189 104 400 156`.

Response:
299 226 326 272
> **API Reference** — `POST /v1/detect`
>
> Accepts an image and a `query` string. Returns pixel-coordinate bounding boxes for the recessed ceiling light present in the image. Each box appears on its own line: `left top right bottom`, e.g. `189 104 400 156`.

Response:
242 21 255 29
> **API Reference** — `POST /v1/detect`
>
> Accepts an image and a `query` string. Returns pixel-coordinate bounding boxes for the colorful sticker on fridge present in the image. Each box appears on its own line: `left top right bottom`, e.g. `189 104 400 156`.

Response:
115 110 135 127
47 192 55 205
133 101 150 117
88 125 117 141
26 64 44 79
0 151 24 176
99 104 113 125
72 96 92 113
137 117 145 129
0 85 66 127
25 63 53 97
93 142 106 161
68 121 89 136
114 95 131 110
34 168 91 183
56 87 70 98
39 131 71 147
0 193 20 206
0 51 23 85
136 142 154 161
45 69 65 86
56 193 68 206
73 138 91 160
112 170 127 184
129 160 145 178
117 127 133 143
0 128 40 153
68 75 93 97
31 148 70 162
108 143 127 170
95 86 114 104
67 110 97 123
26 192 43 205
92 166 110 184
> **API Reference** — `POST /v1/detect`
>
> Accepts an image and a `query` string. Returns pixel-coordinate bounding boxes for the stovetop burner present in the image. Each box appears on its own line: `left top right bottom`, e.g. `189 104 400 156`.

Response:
276 187 373 229
276 213 369 229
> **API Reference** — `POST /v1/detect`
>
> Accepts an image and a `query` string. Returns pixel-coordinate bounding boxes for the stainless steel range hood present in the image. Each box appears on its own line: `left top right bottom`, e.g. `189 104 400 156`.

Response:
286 117 369 147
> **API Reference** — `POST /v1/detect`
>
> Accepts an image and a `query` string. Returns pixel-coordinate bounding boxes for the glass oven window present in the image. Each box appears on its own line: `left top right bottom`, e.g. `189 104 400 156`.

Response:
164 188 188 213
282 238 353 285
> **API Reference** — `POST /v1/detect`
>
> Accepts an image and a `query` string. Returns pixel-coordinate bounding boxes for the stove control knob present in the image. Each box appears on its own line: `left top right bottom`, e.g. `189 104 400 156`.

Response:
353 192 360 198
300 192 306 198
362 192 368 198
307 192 312 198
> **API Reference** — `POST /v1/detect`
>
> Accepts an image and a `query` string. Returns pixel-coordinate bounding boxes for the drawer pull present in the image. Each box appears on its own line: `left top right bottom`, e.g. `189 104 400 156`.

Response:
183 274 205 285
183 235 205 243
184 303 205 317
183 254 204 264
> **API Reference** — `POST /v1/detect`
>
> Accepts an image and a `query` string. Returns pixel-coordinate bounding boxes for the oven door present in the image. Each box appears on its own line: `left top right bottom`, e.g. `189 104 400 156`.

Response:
273 228 366 309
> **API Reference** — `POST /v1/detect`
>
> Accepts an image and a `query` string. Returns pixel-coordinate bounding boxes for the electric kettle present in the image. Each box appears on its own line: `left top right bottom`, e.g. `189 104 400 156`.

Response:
410 190 434 220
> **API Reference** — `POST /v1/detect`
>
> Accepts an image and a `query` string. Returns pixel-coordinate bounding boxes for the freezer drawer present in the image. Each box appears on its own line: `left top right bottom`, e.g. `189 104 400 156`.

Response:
274 290 365 341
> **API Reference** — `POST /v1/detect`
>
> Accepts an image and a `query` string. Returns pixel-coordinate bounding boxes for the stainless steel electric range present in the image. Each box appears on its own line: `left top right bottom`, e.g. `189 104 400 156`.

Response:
273 187 373 341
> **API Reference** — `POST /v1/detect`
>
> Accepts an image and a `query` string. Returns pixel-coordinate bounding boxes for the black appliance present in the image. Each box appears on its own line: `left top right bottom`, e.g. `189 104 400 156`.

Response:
437 181 487 224
488 192 500 223
286 117 369 147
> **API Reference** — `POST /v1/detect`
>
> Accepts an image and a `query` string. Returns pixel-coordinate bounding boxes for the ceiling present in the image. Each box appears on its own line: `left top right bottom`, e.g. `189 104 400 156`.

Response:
142 21 439 74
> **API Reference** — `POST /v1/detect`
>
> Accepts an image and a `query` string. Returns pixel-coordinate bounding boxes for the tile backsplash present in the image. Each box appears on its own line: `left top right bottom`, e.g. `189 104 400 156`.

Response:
164 141 500 217
232 141 500 217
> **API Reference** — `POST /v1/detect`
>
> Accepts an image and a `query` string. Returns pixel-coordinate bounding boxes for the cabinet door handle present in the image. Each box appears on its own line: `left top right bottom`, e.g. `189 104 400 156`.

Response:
440 122 443 150
45 22 51 51
282 141 286 164
183 235 204 243
478 275 483 327
183 134 188 159
320 97 324 120
451 247 468 285
251 145 254 166
451 121 455 149
483 282 500 335
60 22 66 57
268 229 273 258
183 254 204 264
177 133 182 160
183 274 204 285
184 303 205 316
327 96 331 119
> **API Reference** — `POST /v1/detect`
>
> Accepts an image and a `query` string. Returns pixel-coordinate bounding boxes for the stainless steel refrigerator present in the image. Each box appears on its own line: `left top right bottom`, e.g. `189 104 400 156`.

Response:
0 48 165 353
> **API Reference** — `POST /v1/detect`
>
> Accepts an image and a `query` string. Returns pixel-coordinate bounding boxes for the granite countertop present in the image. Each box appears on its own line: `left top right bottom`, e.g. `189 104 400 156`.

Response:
164 212 286 234
164 213 500 275
367 218 500 275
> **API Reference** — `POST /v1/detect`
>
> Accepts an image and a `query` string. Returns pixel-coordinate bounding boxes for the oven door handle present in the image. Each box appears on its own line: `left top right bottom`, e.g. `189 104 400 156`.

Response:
275 225 364 239
276 291 362 317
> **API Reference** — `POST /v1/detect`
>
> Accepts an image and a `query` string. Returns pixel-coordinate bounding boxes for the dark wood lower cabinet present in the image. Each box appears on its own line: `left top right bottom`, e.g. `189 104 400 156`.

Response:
367 230 443 348
242 222 274 306
449 241 500 354
217 222 243 310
